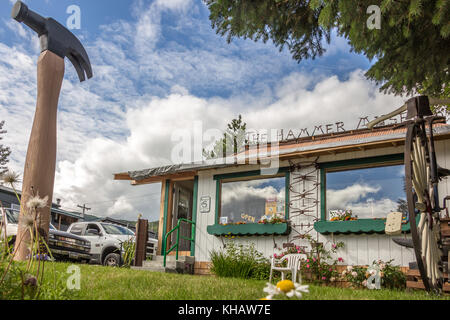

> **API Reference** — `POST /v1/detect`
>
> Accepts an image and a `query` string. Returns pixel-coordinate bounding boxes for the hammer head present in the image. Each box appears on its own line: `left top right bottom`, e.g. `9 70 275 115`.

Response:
12 1 92 82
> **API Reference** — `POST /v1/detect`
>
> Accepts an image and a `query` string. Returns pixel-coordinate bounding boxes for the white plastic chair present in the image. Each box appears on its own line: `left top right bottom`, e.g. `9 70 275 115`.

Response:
269 254 307 283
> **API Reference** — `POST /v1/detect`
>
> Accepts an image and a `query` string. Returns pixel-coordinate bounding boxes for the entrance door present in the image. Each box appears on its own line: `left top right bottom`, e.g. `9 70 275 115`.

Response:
171 183 193 252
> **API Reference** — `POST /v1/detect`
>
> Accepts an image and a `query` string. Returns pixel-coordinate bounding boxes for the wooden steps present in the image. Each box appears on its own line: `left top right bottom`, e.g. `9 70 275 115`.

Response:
131 255 195 274
406 269 450 292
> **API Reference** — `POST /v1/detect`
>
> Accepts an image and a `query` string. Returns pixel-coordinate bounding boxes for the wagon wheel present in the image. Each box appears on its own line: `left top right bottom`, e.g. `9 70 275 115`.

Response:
405 123 443 292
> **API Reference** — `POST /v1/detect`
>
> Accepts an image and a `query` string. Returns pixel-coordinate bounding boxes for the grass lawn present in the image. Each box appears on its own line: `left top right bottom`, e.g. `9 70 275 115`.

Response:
39 262 449 300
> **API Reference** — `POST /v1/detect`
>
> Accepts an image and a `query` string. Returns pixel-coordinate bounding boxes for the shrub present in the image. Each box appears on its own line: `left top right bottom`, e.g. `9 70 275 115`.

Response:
341 260 406 290
374 259 406 290
121 239 135 268
341 265 369 288
209 242 269 279
296 235 344 284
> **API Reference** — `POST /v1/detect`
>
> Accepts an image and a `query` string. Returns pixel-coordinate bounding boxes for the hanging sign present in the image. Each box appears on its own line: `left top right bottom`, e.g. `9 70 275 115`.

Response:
245 107 449 144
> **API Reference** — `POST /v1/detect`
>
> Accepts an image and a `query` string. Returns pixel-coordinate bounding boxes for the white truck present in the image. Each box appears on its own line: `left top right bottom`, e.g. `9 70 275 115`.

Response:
0 208 91 262
0 208 19 243
66 221 157 266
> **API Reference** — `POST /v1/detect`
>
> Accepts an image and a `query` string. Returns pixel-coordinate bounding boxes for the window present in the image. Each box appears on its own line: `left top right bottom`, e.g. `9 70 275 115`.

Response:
114 225 135 236
70 224 84 236
208 169 290 236
325 162 406 220
219 175 286 224
84 224 101 235
101 223 127 235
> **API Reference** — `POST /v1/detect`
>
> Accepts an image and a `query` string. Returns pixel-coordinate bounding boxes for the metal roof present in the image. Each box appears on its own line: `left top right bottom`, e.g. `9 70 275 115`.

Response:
115 124 450 183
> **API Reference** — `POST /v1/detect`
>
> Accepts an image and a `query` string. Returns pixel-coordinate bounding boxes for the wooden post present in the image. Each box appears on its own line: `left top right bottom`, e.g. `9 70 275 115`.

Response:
134 218 148 267
157 180 166 255
166 181 174 246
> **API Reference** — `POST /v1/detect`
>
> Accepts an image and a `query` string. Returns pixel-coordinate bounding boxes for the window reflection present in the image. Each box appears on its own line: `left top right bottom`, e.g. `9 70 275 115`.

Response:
220 176 285 224
326 164 406 219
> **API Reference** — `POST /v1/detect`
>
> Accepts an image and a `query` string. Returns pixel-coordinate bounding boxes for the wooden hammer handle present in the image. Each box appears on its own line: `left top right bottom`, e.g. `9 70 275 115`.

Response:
15 50 64 260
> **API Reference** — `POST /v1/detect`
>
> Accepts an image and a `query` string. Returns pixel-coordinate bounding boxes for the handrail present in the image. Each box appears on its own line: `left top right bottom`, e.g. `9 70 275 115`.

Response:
163 218 195 267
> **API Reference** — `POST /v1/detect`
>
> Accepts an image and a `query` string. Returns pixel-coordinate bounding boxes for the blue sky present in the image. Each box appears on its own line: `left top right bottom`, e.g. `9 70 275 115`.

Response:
0 0 370 99
0 0 404 221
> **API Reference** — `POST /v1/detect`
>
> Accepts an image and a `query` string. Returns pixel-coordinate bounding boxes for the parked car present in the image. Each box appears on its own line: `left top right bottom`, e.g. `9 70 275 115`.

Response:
0 208 91 262
67 221 133 266
47 224 91 262
67 221 158 267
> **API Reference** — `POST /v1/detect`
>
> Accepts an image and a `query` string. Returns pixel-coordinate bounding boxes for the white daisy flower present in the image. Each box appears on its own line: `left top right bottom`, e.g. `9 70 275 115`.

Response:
263 282 280 300
263 280 309 300
286 283 309 298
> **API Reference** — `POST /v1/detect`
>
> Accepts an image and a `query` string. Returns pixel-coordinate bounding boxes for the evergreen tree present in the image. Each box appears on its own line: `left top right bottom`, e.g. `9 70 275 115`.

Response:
203 114 248 159
205 0 449 97
0 121 11 175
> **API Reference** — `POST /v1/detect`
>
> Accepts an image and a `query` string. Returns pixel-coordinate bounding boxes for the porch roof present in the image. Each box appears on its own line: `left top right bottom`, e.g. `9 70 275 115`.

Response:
114 123 450 185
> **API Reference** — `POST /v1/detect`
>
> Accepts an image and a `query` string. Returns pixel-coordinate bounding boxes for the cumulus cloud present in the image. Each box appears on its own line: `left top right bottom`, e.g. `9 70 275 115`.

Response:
327 183 399 219
0 0 405 222
221 178 285 205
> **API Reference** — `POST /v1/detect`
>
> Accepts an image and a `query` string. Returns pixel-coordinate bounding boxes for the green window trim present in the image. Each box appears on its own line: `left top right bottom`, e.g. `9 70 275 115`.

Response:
207 222 290 236
314 218 418 235
208 168 291 236
190 176 198 256
316 153 407 235
161 179 171 255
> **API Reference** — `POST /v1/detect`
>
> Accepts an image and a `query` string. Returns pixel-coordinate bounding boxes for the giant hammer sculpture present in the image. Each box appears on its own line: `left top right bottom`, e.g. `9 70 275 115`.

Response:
11 1 93 260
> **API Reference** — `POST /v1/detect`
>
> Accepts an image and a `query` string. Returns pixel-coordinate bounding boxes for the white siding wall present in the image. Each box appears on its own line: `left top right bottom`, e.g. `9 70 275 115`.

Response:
193 139 450 267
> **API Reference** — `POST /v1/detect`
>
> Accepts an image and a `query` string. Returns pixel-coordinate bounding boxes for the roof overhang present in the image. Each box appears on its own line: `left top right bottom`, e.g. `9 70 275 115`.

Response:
114 124 450 185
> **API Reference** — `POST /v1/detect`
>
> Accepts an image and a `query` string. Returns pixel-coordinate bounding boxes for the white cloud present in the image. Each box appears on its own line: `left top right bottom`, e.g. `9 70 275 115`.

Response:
221 179 285 205
0 1 406 223
155 0 192 11
327 183 399 219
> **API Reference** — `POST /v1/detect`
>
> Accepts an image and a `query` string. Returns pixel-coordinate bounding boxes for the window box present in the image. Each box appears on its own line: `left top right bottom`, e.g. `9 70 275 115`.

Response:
207 222 290 236
313 218 417 235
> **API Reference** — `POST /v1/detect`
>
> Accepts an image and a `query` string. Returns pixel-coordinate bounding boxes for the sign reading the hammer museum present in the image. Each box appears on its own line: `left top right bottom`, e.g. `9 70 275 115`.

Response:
245 107 449 145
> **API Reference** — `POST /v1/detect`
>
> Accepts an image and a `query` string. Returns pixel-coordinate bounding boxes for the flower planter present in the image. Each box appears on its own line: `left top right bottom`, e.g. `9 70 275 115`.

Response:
314 218 418 235
206 222 290 236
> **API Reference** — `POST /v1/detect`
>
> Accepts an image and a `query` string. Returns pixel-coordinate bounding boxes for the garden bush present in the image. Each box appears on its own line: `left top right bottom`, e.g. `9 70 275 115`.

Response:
296 235 344 284
342 259 406 290
209 242 270 280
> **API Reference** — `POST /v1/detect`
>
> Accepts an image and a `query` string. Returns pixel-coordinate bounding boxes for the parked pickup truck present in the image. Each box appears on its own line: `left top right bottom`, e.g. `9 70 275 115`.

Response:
0 209 91 262
67 221 157 267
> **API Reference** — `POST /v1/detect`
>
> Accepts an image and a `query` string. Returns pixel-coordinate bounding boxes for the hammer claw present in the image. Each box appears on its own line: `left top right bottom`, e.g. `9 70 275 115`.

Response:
67 52 92 82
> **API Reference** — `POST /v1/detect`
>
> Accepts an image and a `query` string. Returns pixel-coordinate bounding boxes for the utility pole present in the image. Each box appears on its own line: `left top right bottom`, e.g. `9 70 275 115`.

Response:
77 204 91 220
